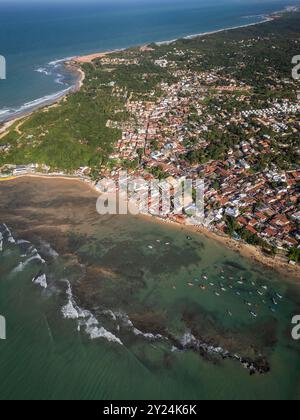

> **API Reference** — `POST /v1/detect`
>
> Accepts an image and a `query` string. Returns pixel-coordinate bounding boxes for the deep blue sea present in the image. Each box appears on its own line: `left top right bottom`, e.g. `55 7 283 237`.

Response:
0 0 299 121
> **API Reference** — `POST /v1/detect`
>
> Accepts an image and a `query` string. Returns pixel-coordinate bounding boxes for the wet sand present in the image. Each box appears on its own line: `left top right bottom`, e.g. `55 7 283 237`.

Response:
1 175 299 281
1 176 300 390
150 217 300 281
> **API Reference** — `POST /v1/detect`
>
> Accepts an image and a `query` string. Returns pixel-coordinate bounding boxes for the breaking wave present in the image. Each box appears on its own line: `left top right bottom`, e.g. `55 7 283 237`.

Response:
62 281 123 345
0 56 76 123
0 224 16 251
32 273 48 289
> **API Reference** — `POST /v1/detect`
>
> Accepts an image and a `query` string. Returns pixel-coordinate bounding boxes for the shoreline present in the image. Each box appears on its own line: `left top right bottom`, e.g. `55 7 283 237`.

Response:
0 7 299 279
0 62 85 138
147 215 300 282
1 173 299 280
0 5 296 127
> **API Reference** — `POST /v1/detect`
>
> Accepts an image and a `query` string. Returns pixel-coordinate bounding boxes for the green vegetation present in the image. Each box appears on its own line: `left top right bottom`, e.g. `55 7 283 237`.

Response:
0 11 299 172
289 247 300 263
0 65 127 171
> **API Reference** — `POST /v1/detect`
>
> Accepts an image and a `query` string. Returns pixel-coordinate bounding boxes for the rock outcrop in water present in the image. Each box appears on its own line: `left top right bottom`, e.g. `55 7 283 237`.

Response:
175 332 270 375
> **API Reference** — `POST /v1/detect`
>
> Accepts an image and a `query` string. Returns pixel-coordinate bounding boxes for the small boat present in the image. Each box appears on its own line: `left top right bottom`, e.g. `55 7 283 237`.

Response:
229 285 233 289
209 282 215 287
227 310 233 317
262 286 268 290
148 245 153 249
215 292 220 297
251 282 256 286
221 276 225 280
188 283 194 287
200 285 207 290
270 307 276 313
186 236 192 241
276 293 283 300
272 298 278 306
250 311 258 318
221 287 227 292
202 275 208 280
172 285 176 290
236 291 241 296
257 290 264 296
237 281 244 285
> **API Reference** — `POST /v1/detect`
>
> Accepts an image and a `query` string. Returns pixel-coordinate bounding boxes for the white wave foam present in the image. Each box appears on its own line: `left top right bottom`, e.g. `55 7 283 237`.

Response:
115 311 163 341
39 240 59 258
102 309 117 321
0 86 73 123
0 224 16 247
32 273 47 289
62 281 123 345
36 67 51 76
86 325 123 344
13 253 45 273
48 56 74 66
22 88 71 110
0 109 11 117
62 300 79 319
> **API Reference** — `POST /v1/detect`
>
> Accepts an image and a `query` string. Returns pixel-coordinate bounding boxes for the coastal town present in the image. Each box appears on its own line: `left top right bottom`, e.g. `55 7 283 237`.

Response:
0 10 299 267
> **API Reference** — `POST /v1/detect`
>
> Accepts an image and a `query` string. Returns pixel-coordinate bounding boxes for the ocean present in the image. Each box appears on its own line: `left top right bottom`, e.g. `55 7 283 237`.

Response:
0 177 299 400
0 0 300 401
0 0 300 121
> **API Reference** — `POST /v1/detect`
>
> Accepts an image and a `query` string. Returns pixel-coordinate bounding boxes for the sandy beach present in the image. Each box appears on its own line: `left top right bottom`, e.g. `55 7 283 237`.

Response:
0 60 85 138
1 174 299 280
73 49 125 64
0 8 299 280
144 214 300 281
0 7 288 131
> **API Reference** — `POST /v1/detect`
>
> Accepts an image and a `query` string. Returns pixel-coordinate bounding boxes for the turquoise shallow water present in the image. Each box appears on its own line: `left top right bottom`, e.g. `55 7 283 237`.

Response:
0 0 300 120
0 178 299 400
